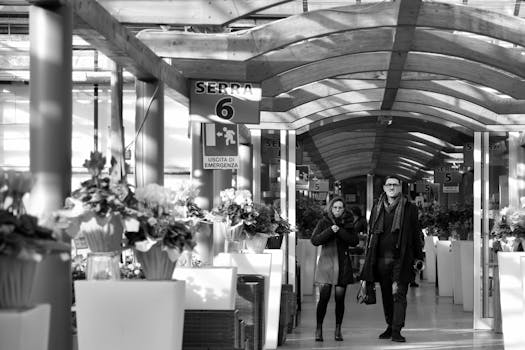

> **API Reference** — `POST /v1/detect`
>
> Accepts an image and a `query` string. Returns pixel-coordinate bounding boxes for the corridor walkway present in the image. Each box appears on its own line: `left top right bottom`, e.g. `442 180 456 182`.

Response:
279 281 504 349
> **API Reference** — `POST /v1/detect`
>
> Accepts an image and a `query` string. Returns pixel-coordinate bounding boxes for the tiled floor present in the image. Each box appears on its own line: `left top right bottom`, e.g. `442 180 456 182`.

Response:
278 281 504 349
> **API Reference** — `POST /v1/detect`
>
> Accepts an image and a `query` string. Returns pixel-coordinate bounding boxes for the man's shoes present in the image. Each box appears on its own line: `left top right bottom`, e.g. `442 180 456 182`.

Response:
334 324 343 341
409 282 419 287
315 327 323 341
391 331 406 342
378 326 392 339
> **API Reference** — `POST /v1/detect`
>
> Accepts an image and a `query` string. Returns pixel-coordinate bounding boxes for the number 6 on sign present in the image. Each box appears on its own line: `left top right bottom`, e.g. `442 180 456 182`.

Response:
216 97 234 120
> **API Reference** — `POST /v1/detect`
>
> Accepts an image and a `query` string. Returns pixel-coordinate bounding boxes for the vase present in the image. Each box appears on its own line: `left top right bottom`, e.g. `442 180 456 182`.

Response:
134 243 179 280
80 214 123 253
86 251 120 280
244 234 269 254
0 256 38 309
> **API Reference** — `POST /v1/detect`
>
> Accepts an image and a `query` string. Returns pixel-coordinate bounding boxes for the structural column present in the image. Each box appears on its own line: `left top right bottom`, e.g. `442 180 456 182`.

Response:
28 4 72 350
212 169 233 257
191 122 214 261
508 132 525 208
287 130 297 290
251 129 262 203
135 79 164 186
238 144 253 191
110 62 126 180
366 174 374 220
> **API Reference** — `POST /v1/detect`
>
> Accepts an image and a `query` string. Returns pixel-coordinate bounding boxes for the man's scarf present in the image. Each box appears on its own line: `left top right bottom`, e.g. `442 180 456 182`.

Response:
371 193 407 236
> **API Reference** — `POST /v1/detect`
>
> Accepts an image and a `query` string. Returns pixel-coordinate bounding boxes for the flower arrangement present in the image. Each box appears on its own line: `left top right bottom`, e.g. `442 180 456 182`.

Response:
0 169 70 262
55 151 134 252
210 188 254 226
243 204 278 238
124 183 197 259
491 207 525 252
124 183 199 279
0 169 70 309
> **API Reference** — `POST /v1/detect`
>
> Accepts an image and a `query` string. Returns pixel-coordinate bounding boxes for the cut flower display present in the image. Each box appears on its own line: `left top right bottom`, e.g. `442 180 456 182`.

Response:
124 183 198 261
55 151 134 252
0 169 70 262
491 206 525 252
0 169 70 309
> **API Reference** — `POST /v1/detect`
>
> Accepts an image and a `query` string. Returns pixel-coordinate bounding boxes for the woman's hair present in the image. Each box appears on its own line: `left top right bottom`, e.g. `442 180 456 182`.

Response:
350 206 362 217
326 196 345 213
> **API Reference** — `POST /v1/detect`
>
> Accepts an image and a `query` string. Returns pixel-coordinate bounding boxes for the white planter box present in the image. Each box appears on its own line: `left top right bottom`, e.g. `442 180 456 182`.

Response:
297 239 317 296
451 241 463 304
0 304 50 350
498 252 525 350
75 280 185 350
459 241 474 312
172 267 237 310
423 236 438 282
214 252 272 348
436 240 453 297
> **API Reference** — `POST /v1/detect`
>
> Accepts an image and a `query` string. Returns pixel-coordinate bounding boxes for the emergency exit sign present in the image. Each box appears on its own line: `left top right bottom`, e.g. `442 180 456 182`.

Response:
203 123 239 169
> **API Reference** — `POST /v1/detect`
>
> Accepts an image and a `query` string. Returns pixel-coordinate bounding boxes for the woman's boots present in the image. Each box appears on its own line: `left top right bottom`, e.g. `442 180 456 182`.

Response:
315 324 323 341
316 324 343 341
335 324 343 341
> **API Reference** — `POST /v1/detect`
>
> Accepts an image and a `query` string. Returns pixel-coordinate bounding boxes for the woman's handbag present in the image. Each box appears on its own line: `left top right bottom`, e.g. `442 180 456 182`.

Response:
356 280 376 305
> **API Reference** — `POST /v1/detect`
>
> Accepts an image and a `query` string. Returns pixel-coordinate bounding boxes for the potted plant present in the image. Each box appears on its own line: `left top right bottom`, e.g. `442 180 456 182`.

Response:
0 169 70 350
124 183 198 280
209 187 254 252
55 151 134 280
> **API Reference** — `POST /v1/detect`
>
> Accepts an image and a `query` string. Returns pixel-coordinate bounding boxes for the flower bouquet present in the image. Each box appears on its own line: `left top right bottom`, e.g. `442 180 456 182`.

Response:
0 169 70 309
56 152 134 253
124 183 196 280
491 207 525 252
209 188 254 252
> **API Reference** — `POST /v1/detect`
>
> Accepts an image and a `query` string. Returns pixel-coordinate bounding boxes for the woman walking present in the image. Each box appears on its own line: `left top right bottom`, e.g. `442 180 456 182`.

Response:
311 196 359 341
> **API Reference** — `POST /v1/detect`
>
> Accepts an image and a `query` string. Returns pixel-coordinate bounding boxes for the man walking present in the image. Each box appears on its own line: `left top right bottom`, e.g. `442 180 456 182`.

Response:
360 175 424 342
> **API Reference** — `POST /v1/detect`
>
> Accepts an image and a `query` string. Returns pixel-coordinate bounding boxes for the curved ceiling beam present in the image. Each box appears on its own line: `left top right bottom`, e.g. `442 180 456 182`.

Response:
255 109 473 136
418 2 525 47
299 117 472 143
261 51 525 98
276 101 487 131
138 2 398 58
269 78 525 114
266 78 525 114
304 131 457 152
313 143 439 166
143 2 525 59
98 0 296 26
269 87 511 127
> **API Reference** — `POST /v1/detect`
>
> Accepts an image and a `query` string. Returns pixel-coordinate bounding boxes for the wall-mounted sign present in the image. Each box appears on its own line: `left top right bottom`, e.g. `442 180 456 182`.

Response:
203 123 239 169
190 80 261 124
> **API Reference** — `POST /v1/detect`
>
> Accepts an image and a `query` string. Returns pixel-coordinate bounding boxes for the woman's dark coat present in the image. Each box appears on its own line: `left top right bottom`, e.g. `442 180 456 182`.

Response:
311 212 359 285
360 198 424 284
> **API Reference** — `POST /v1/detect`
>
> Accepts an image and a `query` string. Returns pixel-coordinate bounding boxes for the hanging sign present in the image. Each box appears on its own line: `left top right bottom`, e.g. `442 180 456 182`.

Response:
309 179 329 192
433 166 462 184
202 123 239 169
190 80 261 124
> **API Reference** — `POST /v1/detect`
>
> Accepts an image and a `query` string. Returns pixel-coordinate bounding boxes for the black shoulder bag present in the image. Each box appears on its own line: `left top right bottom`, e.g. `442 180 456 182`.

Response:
356 233 376 305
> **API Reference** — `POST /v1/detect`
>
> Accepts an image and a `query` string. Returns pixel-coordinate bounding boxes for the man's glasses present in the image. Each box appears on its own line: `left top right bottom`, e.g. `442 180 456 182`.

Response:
384 183 400 187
